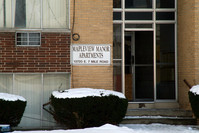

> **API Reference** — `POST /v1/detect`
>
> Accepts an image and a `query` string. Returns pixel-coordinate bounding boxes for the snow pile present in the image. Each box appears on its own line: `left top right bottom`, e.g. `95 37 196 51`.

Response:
11 124 199 133
0 93 26 102
121 124 199 133
190 85 199 95
12 124 133 133
52 88 126 99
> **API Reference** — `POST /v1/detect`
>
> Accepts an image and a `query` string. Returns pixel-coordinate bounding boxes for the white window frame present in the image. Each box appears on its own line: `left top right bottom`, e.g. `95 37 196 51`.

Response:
113 0 177 102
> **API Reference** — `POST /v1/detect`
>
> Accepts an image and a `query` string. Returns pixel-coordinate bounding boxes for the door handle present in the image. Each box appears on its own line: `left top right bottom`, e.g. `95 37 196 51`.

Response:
131 56 134 64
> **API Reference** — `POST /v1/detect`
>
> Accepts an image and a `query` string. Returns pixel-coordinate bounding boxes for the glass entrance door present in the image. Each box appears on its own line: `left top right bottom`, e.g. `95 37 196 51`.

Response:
125 31 154 101
113 0 177 102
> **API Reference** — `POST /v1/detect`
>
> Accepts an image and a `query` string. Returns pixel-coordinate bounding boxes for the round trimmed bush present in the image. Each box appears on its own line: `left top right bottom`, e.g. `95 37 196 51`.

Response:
188 91 199 118
0 93 26 126
50 88 128 129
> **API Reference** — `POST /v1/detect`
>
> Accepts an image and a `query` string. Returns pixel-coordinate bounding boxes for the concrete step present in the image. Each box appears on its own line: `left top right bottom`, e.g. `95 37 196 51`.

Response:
122 109 197 125
126 109 193 117
128 102 180 109
121 116 197 125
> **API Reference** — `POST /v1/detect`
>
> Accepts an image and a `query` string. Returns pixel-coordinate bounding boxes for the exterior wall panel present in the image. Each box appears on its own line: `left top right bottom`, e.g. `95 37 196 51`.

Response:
178 0 196 110
70 0 113 90
0 32 71 73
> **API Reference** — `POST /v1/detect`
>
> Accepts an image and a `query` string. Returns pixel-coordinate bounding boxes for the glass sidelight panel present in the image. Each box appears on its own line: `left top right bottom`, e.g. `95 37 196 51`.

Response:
113 24 122 93
156 24 175 99
125 34 133 101
113 60 122 93
113 24 122 59
156 65 175 99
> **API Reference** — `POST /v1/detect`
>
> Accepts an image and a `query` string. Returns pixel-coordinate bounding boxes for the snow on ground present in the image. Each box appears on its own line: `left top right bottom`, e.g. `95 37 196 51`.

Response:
121 124 199 133
52 88 126 99
11 124 199 133
190 85 199 95
0 93 26 102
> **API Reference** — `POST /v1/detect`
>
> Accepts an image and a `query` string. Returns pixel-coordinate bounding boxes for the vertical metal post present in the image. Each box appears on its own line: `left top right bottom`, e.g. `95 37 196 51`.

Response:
153 0 156 101
121 0 125 94
12 0 14 27
41 0 43 28
13 74 16 94
175 0 178 101
41 73 44 127
68 0 70 29
12 74 15 94
132 32 135 101
3 0 6 27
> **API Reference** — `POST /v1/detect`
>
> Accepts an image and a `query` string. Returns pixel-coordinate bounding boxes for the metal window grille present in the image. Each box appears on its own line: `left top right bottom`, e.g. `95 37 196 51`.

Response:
16 32 41 46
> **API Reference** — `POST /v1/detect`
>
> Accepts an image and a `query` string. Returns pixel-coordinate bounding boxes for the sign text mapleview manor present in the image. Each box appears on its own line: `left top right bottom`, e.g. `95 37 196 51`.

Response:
71 44 111 65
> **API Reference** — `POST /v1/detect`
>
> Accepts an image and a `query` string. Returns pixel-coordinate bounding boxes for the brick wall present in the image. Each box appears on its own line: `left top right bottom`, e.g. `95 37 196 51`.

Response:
178 0 199 110
0 32 71 73
70 0 113 90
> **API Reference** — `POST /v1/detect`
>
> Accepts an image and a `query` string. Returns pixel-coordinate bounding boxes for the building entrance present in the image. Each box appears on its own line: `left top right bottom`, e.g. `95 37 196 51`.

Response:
113 0 177 103
125 31 154 101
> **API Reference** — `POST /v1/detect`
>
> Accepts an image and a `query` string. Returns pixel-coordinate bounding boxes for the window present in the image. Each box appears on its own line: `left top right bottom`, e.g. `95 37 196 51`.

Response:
125 12 153 20
15 0 27 28
0 73 70 127
156 24 175 99
16 32 41 46
125 0 152 8
156 0 175 8
0 0 69 29
113 0 121 8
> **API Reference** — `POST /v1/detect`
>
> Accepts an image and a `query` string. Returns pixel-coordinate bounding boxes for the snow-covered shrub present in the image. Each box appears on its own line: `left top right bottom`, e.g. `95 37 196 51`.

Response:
0 93 26 126
50 88 128 129
188 85 199 118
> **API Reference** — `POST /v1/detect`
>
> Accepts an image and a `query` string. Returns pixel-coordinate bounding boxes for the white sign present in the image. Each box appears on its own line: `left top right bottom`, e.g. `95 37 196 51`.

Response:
71 44 111 65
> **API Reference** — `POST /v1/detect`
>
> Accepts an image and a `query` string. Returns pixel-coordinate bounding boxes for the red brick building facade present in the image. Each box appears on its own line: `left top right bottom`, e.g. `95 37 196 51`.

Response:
0 32 71 73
